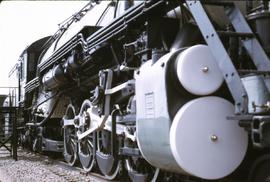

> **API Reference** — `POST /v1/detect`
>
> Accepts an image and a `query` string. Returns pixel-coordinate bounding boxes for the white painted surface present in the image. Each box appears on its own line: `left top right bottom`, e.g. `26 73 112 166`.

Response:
170 96 248 179
176 45 223 95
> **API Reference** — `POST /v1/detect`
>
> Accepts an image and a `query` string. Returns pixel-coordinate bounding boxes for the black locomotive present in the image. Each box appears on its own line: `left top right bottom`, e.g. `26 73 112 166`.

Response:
14 0 270 181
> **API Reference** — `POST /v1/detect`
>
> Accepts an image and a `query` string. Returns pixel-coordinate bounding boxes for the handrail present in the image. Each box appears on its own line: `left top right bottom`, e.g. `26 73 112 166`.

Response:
0 87 19 107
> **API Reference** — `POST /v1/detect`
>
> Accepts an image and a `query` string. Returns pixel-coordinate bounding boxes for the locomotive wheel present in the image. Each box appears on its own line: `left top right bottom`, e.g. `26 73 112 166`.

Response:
96 130 121 180
78 100 95 172
64 135 77 166
63 104 78 166
248 154 270 182
125 157 159 182
78 138 95 172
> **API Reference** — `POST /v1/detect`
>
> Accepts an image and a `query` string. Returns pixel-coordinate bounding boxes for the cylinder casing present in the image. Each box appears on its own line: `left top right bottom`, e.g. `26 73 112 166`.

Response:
42 65 67 90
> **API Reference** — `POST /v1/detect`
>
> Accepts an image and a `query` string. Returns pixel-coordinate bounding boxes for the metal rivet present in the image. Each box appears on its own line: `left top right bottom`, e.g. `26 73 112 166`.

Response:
202 66 209 73
210 135 218 142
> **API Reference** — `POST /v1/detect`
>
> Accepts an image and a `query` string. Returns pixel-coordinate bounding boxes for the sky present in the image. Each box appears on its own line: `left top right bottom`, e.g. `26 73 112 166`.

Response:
0 1 88 94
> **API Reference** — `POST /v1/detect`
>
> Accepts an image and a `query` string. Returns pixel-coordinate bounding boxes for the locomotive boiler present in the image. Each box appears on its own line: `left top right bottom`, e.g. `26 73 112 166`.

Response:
15 0 270 181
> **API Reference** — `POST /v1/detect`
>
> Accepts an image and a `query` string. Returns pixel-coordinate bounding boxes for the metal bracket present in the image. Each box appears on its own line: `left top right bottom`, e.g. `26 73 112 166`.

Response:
251 116 270 148
186 0 248 114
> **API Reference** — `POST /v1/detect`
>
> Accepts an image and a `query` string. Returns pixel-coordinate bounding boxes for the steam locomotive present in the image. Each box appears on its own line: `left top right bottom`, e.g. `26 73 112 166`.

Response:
15 0 270 181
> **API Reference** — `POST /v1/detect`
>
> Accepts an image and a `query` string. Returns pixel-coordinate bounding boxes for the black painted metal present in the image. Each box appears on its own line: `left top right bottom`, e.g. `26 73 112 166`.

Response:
248 154 270 182
111 109 119 158
119 147 141 157
0 106 18 160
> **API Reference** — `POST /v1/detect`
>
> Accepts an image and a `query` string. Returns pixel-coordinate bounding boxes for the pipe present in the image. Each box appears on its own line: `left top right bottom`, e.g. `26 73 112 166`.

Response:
111 108 120 158
26 93 62 127
28 91 59 112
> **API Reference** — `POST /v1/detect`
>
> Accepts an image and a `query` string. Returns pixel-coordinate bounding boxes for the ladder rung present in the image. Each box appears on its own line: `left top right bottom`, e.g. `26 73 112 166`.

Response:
201 1 234 6
217 31 254 38
238 69 270 74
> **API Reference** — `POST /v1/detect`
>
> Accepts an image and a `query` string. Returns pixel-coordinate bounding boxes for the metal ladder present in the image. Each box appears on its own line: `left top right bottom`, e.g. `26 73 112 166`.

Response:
0 106 18 160
185 0 270 114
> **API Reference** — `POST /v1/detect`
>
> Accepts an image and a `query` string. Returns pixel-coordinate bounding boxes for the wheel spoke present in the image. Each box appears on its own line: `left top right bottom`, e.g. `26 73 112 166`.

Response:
78 100 95 172
63 104 77 166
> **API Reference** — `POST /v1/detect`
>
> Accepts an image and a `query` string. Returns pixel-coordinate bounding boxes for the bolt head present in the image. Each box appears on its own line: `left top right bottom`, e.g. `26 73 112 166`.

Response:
210 135 218 142
202 66 209 73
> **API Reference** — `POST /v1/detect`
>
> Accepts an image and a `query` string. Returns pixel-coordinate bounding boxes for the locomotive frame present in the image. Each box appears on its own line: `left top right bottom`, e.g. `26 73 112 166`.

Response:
12 0 270 181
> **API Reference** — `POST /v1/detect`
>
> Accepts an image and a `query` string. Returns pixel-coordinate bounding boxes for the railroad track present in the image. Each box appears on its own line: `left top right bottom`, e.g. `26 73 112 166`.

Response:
46 160 111 182
32 152 113 182
0 148 117 182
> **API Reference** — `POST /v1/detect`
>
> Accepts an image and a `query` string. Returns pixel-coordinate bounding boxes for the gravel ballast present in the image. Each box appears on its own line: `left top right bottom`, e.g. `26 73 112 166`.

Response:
0 149 108 182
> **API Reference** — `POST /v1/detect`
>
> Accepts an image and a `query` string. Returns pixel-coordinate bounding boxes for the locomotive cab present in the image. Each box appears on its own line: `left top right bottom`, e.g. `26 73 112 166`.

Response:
17 36 51 107
16 36 66 152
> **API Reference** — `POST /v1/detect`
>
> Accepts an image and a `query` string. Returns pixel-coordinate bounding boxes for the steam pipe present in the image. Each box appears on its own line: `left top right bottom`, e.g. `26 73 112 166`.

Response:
27 91 59 111
26 93 62 127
